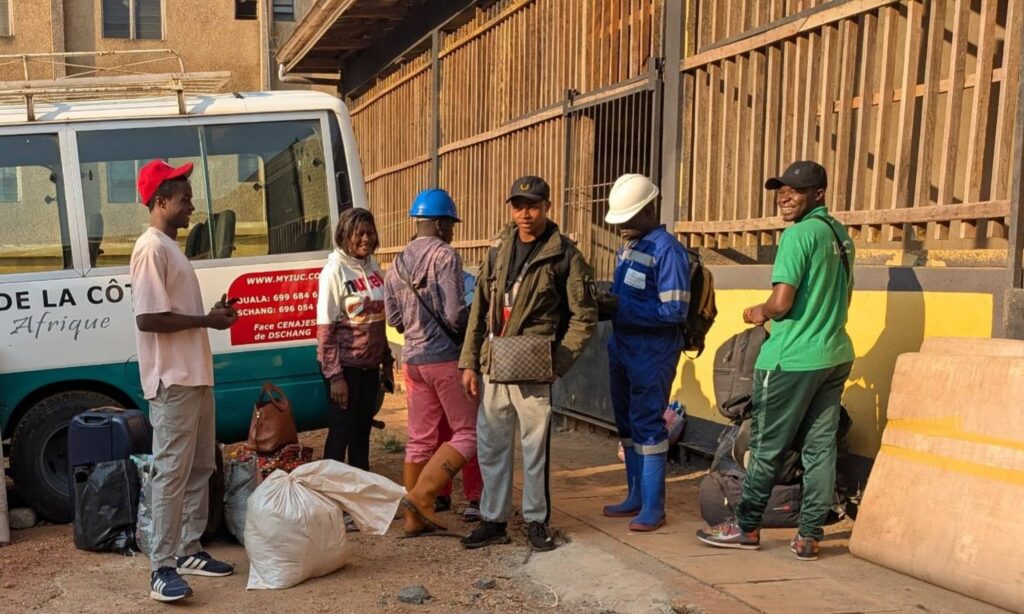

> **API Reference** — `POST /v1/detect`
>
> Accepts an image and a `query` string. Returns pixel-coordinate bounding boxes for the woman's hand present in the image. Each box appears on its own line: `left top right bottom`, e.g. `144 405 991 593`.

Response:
330 377 349 408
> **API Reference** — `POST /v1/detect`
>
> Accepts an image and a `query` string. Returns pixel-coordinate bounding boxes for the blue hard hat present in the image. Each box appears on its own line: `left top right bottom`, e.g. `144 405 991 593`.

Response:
409 188 460 221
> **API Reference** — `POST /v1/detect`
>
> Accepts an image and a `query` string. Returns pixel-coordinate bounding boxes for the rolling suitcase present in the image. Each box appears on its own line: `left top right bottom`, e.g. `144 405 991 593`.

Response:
68 407 151 512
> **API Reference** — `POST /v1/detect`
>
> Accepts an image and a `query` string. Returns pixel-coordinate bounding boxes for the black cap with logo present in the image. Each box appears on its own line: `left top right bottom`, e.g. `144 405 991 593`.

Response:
506 175 551 203
765 161 828 191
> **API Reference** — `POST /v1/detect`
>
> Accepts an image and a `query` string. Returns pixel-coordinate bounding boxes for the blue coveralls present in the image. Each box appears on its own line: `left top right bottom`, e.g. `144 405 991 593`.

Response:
608 225 690 454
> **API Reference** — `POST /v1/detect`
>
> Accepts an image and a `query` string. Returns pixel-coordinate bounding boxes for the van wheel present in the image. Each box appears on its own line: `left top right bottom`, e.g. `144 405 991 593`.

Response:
10 391 123 523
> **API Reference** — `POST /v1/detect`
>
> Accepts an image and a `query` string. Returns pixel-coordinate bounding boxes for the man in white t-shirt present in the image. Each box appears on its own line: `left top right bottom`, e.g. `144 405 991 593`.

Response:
130 160 237 602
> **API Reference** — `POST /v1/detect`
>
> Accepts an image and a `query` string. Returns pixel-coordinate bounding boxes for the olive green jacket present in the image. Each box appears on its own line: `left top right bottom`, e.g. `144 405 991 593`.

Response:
459 222 598 377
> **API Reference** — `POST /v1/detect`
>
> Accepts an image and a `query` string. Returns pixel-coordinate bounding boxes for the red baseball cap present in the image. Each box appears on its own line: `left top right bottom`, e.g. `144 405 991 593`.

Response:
137 159 194 205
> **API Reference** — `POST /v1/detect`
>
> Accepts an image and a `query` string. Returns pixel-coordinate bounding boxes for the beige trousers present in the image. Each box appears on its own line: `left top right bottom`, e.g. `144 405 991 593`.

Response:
148 383 215 570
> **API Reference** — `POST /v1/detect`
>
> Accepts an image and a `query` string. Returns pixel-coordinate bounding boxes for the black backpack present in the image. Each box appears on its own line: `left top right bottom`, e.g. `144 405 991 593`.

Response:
713 326 769 422
681 248 717 357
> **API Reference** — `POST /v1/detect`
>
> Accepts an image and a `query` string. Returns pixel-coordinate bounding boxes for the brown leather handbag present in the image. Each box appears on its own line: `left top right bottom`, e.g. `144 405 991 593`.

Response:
247 383 299 454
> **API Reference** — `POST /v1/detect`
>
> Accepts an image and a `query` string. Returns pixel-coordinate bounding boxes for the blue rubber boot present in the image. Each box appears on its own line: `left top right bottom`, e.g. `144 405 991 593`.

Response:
629 452 666 531
602 446 642 517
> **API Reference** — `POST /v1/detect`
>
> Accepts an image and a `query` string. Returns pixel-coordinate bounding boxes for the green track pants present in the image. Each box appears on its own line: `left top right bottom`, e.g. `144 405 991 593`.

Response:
736 361 853 540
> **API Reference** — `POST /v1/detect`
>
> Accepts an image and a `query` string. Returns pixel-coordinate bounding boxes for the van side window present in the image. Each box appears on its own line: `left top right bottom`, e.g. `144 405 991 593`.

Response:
0 134 73 274
76 118 333 267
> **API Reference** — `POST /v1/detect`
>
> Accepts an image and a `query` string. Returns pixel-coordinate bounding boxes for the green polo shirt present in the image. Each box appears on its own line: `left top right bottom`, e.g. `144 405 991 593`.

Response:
755 205 855 371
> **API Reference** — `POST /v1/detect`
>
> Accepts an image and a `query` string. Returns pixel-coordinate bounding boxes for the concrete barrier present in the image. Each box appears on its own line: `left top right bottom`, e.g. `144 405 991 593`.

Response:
850 339 1024 612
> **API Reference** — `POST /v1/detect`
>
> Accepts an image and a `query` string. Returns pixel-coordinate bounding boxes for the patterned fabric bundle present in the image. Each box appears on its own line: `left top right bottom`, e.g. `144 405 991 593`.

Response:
223 443 314 478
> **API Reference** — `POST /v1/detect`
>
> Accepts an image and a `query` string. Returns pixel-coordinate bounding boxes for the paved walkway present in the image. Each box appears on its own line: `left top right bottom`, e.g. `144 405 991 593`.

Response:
379 403 1005 613
535 424 1006 614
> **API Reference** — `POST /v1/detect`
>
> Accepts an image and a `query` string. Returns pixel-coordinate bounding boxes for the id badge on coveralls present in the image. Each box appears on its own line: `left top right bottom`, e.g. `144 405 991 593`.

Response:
624 267 646 290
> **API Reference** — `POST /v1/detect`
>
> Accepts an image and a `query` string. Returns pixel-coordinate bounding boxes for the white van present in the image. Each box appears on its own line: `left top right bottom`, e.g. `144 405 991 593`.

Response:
0 90 367 522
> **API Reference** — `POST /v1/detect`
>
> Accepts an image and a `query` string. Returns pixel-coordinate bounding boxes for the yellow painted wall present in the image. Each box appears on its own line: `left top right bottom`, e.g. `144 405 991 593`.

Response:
384 287 994 459
672 289 994 458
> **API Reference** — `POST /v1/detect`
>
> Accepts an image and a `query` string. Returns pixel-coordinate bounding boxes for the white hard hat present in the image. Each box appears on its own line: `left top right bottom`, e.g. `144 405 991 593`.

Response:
605 174 659 224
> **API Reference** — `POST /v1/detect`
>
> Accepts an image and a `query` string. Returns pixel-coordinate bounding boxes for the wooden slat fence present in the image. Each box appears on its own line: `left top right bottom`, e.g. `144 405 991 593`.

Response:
676 0 1022 250
350 0 662 270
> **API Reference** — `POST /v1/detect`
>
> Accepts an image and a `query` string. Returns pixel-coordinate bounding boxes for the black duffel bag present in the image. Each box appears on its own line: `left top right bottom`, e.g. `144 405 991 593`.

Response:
698 469 802 528
73 459 140 554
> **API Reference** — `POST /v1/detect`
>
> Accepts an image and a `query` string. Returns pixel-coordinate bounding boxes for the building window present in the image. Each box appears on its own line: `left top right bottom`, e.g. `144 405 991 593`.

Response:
106 161 139 204
273 0 294 21
0 167 20 203
0 0 11 37
103 0 162 40
235 0 257 20
238 154 261 182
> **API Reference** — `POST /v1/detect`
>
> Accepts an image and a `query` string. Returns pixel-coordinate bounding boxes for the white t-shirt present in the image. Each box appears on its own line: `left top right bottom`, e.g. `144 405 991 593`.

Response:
130 227 214 399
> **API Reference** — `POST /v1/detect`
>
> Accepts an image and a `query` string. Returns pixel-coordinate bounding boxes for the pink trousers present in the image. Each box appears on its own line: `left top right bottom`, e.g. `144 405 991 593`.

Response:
403 361 478 465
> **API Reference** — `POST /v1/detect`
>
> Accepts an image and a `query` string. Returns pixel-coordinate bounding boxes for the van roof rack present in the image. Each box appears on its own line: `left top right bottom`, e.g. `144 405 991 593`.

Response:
0 50 231 121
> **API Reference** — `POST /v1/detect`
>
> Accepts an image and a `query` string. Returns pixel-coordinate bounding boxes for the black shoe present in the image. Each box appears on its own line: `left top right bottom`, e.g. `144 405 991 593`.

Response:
528 521 556 552
150 566 193 602
176 551 234 577
461 521 511 549
434 495 452 513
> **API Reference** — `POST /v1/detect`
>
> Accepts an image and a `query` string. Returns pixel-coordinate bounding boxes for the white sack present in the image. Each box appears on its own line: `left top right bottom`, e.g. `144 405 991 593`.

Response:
245 459 404 590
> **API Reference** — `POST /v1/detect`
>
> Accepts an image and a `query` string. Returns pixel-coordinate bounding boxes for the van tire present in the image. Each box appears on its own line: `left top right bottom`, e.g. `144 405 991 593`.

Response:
10 390 123 523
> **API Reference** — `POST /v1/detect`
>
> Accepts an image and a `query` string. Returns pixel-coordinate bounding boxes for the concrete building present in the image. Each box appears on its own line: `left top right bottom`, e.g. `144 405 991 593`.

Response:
0 0 320 91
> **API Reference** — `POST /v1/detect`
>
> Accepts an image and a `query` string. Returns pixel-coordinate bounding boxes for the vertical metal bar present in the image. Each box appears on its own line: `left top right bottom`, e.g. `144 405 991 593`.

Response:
1008 28 1024 290
659 0 683 227
651 62 664 188
562 89 575 233
430 29 442 188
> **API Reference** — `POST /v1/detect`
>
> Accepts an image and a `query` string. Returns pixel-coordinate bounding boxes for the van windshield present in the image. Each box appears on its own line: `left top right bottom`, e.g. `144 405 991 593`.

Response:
77 118 332 267
0 134 72 274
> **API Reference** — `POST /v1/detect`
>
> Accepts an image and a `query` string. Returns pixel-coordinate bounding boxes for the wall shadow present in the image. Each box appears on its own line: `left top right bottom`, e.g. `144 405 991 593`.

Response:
842 268 926 457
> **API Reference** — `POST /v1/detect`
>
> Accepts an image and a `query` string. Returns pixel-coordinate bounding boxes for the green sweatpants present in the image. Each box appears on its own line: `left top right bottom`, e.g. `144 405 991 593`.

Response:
736 362 852 540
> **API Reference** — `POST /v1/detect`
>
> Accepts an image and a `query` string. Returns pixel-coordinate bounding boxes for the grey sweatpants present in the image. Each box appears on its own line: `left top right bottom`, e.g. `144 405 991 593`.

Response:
477 376 552 524
149 384 216 571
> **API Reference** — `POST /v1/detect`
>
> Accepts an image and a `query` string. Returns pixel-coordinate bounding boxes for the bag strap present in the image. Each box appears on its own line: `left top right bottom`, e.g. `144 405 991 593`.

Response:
811 217 851 281
258 382 288 411
395 254 461 345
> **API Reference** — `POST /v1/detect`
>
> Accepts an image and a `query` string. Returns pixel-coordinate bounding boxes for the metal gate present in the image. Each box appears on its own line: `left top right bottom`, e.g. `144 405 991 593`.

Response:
562 68 662 281
554 67 663 426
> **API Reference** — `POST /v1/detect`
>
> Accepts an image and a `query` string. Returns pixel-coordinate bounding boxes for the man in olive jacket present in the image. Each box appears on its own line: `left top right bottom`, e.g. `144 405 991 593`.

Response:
460 175 597 552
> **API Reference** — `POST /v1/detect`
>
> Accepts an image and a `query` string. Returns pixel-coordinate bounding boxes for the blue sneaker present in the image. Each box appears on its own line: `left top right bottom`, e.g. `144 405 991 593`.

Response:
176 551 234 577
150 567 193 602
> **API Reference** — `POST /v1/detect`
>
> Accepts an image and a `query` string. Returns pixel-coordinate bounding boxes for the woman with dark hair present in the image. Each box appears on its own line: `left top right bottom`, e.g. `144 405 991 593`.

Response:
316 207 394 474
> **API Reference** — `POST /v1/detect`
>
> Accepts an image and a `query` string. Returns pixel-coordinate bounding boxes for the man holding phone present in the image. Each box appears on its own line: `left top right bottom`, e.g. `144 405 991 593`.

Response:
131 160 238 602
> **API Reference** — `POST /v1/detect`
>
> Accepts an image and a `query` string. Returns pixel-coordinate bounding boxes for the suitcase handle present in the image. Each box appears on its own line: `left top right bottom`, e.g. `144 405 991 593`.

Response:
77 407 125 425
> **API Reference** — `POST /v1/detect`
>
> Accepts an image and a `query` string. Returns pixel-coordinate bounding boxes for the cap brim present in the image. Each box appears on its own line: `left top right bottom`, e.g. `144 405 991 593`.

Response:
505 193 546 203
764 177 786 190
168 162 195 180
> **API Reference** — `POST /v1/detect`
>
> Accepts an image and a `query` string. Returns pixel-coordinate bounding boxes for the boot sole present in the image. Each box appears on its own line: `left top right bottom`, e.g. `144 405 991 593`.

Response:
462 535 512 550
696 534 760 550
628 518 666 532
602 508 641 518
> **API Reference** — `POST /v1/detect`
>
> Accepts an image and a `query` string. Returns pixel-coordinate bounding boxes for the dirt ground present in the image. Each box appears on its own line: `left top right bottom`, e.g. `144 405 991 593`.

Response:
0 394 702 614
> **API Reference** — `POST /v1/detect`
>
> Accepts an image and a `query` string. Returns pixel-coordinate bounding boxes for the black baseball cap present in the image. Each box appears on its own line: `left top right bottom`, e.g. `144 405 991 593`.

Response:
765 161 828 190
506 175 551 203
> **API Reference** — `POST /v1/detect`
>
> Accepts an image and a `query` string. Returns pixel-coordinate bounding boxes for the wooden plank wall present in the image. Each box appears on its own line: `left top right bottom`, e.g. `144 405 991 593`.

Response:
676 0 1021 251
349 0 662 268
